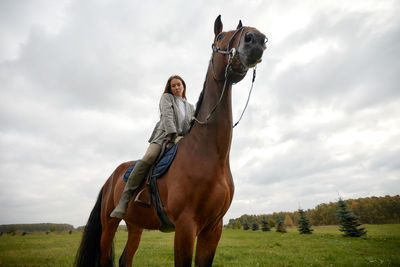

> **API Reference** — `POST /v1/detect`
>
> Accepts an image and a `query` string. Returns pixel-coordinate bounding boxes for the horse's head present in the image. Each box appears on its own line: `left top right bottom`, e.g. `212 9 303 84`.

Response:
211 15 267 83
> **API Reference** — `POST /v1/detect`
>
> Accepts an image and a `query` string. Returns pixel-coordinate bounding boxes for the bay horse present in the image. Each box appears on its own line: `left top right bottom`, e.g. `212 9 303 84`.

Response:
75 15 266 267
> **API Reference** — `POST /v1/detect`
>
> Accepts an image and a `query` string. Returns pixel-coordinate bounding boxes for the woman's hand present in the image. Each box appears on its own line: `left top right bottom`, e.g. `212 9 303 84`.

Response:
174 135 183 144
164 133 176 143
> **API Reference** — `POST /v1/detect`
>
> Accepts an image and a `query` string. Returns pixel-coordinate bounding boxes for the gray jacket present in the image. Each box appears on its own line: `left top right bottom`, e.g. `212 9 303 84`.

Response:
148 93 195 145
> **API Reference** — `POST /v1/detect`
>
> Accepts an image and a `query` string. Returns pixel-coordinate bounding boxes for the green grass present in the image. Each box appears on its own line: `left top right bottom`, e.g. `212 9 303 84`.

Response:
0 225 399 266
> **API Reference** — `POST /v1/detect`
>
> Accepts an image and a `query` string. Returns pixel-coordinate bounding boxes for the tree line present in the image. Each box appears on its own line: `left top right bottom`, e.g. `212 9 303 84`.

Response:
233 199 367 238
0 223 74 233
226 195 400 228
0 223 127 234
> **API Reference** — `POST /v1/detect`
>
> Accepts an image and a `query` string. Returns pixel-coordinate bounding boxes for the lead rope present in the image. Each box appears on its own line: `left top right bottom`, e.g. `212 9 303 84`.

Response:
233 65 257 128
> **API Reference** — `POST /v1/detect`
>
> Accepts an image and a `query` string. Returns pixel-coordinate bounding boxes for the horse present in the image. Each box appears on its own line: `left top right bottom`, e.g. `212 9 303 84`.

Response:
75 15 266 267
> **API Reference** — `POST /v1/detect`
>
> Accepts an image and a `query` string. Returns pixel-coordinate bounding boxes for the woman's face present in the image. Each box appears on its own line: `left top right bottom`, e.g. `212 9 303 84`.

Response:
170 78 184 98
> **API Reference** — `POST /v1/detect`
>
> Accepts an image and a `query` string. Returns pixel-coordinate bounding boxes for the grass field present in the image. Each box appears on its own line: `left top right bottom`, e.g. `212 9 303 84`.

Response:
0 224 399 266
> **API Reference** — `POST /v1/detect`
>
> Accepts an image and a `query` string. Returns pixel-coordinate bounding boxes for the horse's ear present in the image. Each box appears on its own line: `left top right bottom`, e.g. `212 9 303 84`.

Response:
237 20 243 29
214 15 223 36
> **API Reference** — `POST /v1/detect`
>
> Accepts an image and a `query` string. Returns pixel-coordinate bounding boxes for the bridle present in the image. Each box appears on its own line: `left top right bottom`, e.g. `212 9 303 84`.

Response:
210 26 246 81
194 26 265 128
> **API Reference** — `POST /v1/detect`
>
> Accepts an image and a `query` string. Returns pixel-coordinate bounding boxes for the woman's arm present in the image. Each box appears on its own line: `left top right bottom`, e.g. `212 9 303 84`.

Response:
159 93 177 136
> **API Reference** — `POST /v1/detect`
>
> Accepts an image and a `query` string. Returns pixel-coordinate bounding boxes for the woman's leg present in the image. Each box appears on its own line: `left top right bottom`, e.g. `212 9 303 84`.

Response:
142 143 162 164
110 143 161 219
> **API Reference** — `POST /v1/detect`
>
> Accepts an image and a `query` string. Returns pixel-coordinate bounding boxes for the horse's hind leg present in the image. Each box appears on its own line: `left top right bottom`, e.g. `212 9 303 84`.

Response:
100 218 120 266
119 224 143 267
194 219 223 267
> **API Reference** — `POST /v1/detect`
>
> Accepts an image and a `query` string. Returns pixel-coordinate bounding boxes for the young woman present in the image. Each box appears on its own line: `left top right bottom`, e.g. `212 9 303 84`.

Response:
110 75 195 219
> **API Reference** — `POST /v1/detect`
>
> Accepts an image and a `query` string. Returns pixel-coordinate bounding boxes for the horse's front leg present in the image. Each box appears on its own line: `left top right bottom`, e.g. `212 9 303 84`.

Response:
100 217 120 267
174 220 197 267
194 219 222 267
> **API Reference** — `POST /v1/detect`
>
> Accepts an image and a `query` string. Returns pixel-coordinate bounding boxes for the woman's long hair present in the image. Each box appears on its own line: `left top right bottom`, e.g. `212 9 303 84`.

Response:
163 75 187 99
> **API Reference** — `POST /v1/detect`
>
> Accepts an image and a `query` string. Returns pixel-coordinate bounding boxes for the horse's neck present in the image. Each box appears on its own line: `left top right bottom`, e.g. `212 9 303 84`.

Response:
189 67 233 163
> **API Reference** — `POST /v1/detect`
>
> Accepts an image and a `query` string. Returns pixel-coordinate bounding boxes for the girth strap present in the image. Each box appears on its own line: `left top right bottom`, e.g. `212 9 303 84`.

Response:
135 140 175 232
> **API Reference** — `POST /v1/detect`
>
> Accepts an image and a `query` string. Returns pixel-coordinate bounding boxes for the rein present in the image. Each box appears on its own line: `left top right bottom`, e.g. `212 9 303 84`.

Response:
233 65 256 128
193 26 258 128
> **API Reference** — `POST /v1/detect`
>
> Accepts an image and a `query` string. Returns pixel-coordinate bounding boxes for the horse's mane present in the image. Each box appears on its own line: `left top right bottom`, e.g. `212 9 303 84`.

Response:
194 80 206 118
189 79 206 129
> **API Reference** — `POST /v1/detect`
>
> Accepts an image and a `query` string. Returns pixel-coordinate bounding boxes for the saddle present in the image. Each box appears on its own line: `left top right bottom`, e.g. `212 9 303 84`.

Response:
123 140 177 232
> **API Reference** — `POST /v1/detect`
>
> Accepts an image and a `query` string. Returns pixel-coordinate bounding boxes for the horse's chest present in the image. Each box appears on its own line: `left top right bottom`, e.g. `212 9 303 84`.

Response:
201 178 233 211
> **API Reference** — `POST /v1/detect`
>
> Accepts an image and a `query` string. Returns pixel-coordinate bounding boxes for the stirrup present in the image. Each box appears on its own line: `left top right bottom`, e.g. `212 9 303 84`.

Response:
133 139 172 208
134 188 151 207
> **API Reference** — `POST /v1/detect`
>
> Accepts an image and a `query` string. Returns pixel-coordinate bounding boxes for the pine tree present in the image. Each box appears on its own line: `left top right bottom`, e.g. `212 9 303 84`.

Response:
261 216 270 231
268 218 276 228
297 209 313 234
336 198 367 237
284 214 294 227
236 220 242 230
242 220 250 230
251 222 259 231
275 217 287 233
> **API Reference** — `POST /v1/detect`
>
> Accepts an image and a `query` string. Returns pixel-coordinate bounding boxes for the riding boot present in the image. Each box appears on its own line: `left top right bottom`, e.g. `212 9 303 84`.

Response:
110 160 152 219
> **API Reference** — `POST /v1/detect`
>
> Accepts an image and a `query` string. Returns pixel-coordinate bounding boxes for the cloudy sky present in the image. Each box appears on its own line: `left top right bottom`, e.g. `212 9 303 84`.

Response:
1 0 399 227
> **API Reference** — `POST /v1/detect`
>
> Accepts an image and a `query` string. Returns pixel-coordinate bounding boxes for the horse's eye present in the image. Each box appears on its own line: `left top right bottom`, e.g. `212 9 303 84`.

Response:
217 34 224 42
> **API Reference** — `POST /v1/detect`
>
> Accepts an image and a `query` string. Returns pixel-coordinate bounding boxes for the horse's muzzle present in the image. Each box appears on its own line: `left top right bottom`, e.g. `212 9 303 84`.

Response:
238 31 266 68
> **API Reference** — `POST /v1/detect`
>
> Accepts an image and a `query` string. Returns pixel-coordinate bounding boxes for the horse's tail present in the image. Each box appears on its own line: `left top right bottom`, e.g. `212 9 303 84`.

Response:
75 186 113 267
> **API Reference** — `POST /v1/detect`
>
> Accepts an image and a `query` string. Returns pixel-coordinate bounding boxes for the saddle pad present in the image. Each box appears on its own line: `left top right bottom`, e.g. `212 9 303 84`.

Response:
123 143 179 182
